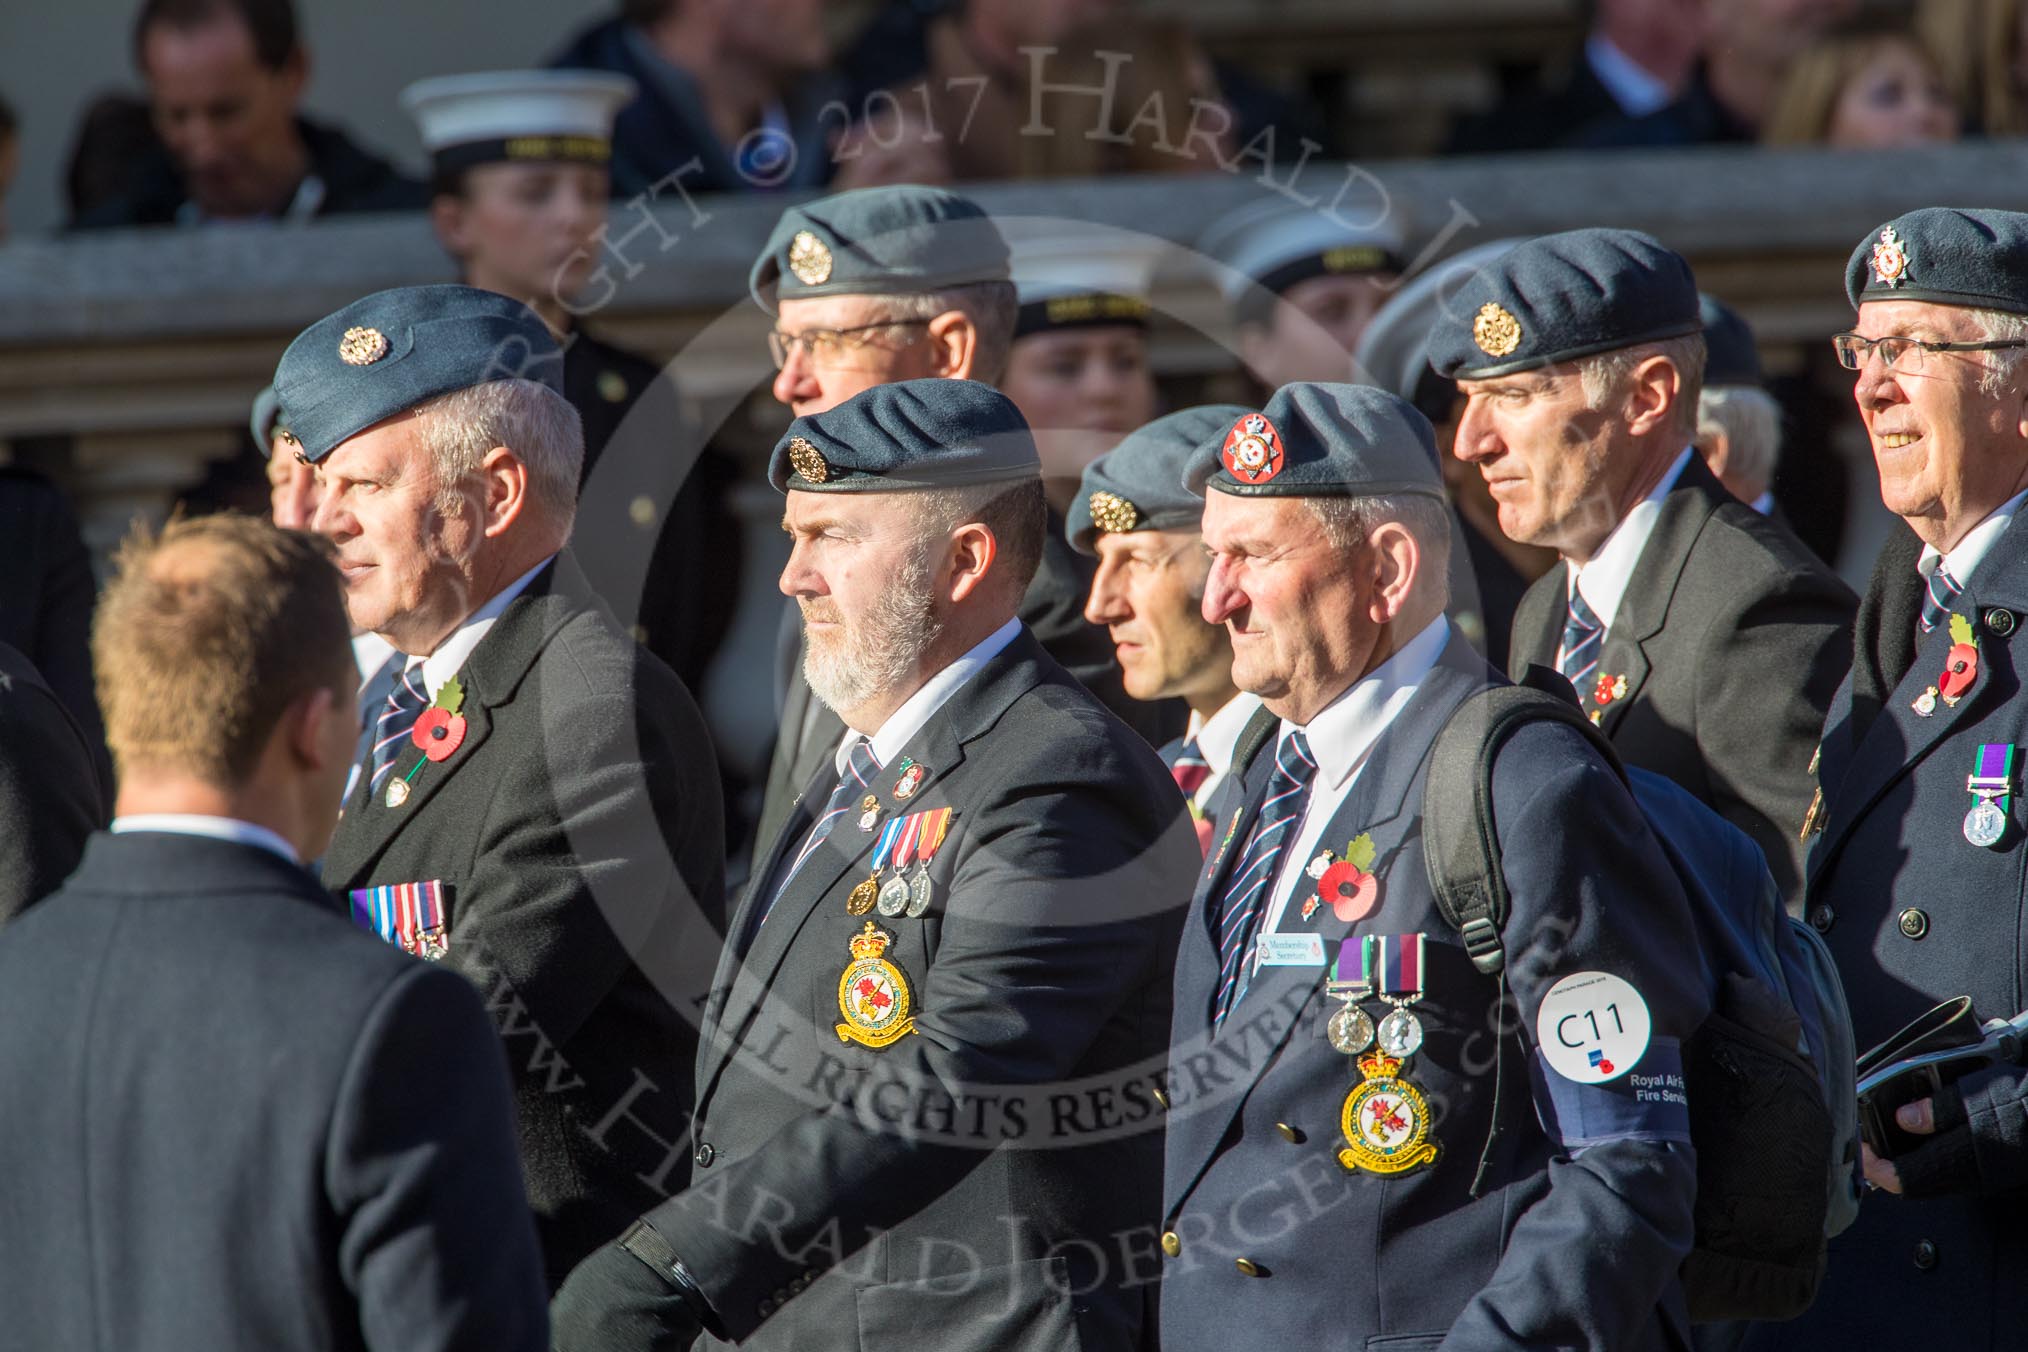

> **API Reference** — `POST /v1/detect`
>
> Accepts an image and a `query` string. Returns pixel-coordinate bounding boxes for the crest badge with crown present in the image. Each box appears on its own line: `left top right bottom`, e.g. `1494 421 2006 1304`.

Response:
836 922 918 1048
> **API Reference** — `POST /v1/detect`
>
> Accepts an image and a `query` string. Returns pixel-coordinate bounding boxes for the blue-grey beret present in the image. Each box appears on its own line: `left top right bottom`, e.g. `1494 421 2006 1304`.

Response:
749 185 1011 314
273 284 563 463
1845 207 2028 316
1427 228 1701 381
1185 383 1442 500
250 385 285 453
1700 294 1763 388
768 378 1039 493
1068 405 1250 554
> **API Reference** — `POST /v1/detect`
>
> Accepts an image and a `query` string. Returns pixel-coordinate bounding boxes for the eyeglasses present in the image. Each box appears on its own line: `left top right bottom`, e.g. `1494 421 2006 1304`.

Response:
766 319 932 369
1831 332 2028 373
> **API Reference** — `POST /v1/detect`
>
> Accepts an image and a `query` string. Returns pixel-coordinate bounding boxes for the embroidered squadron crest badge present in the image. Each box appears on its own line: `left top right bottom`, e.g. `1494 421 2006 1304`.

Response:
1338 1050 1440 1176
788 230 834 286
1221 413 1284 483
1872 226 1911 288
836 922 918 1049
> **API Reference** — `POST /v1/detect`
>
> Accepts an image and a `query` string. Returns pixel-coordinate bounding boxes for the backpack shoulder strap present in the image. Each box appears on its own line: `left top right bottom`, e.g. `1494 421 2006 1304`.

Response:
1421 667 1624 975
1230 701 1282 780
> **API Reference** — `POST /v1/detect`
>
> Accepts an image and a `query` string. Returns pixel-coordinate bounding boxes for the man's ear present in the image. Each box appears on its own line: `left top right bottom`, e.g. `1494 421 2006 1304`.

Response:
1622 354 1685 439
944 521 998 605
926 310 979 379
1367 521 1422 624
288 685 339 770
477 446 532 538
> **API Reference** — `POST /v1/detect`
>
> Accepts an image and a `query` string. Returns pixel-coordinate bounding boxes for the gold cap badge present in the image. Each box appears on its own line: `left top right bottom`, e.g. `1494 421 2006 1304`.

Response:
787 436 830 484
788 230 834 286
1872 226 1911 288
1472 303 1522 358
1088 491 1141 534
339 326 390 366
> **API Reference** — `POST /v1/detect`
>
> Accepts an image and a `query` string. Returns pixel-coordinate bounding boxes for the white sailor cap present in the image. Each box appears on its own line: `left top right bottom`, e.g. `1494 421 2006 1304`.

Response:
1199 197 1407 325
400 69 637 187
1007 227 1160 339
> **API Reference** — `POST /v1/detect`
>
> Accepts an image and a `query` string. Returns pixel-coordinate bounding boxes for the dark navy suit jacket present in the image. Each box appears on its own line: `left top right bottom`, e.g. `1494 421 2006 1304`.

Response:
0 830 547 1351
1163 630 1707 1351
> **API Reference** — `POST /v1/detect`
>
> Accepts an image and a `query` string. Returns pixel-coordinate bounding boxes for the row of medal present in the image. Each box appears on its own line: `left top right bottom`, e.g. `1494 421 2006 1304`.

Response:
1325 932 1428 1058
847 807 953 920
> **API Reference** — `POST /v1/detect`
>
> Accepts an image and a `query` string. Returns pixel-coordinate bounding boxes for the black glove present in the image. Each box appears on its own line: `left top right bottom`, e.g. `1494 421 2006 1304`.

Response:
550 1240 703 1352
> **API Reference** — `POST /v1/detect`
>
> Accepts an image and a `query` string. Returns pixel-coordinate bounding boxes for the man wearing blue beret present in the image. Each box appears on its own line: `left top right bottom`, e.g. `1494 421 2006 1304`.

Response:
1435 227 1855 904
276 283 727 1289
1160 382 1708 1350
552 378 1198 1351
1751 207 2028 1352
747 185 1161 895
1069 406 1264 848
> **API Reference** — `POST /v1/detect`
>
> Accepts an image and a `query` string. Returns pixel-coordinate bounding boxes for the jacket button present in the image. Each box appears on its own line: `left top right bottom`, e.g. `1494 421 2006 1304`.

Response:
1914 1239 1938 1270
694 1141 715 1168
1275 1122 1301 1143
1810 904 1835 933
1899 908 1930 940
1987 608 2016 637
1152 1086 1170 1110
1234 1257 1263 1277
1161 1231 1181 1257
757 1297 778 1317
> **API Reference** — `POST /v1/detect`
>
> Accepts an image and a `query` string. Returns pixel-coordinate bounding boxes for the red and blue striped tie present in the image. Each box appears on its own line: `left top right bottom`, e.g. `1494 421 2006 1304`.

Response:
1210 729 1316 1027
1171 738 1211 800
367 665 430 800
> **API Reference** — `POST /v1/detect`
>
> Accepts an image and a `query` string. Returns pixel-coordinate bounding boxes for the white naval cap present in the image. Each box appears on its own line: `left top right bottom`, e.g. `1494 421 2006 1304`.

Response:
400 69 637 183
1198 196 1407 323
1006 227 1160 338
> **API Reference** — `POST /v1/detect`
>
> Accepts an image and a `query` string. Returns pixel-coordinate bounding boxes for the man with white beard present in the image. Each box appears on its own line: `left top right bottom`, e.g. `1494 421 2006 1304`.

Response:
551 377 1199 1352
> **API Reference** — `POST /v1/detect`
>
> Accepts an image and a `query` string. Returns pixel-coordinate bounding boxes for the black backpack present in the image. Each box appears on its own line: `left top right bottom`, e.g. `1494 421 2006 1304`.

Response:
1420 676 1859 1324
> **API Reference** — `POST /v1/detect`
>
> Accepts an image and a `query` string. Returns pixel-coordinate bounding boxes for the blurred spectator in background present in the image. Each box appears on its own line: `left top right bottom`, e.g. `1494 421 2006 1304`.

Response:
0 93 18 243
1448 0 1706 153
1582 0 1859 145
64 95 164 225
839 0 1321 182
250 386 315 530
1200 198 1404 395
0 470 110 779
1920 0 2028 135
1693 293 1793 523
73 0 421 228
550 0 852 196
1764 23 1961 146
1017 16 1236 175
0 640 107 924
404 68 733 696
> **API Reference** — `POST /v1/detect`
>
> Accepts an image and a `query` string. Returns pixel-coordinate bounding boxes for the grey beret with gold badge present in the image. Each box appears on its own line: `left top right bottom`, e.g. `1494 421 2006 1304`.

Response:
1426 227 1701 381
769 378 1038 493
272 284 563 463
1068 406 1250 554
749 185 1011 314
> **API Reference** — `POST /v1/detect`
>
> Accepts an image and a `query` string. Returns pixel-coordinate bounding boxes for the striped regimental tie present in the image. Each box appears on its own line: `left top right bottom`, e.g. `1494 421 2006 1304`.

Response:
1559 587 1605 688
1209 729 1317 1028
367 665 431 800
746 738 883 944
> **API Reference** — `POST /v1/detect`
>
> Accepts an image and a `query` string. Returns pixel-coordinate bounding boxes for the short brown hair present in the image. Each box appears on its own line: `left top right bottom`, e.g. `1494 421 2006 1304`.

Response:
94 514 354 786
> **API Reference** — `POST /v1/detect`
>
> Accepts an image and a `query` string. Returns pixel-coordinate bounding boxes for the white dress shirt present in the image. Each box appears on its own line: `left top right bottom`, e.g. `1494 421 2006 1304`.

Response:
1919 487 2028 593
1184 691 1266 812
392 556 555 701
1560 446 1692 665
835 617 1024 774
1256 616 1451 946
111 813 299 865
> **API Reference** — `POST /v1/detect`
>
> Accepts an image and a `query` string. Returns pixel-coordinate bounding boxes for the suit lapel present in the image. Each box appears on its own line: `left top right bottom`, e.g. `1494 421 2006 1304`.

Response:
1165 637 1488 1214
1584 459 1722 732
1818 521 2028 864
321 559 583 886
1509 563 1568 679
